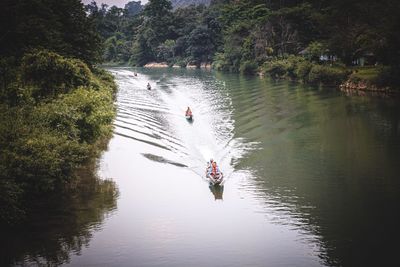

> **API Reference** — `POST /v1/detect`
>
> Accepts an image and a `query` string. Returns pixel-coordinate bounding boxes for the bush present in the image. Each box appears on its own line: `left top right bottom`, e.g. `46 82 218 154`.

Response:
240 60 258 75
62 87 115 143
348 67 379 83
212 52 230 71
91 67 118 95
304 41 327 62
0 106 89 196
308 65 348 86
296 60 314 82
0 51 117 226
21 50 92 99
263 60 289 78
10 130 89 193
285 56 305 79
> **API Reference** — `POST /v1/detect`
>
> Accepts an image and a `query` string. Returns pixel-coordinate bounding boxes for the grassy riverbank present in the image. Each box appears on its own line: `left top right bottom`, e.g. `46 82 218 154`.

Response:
0 50 117 226
260 56 399 93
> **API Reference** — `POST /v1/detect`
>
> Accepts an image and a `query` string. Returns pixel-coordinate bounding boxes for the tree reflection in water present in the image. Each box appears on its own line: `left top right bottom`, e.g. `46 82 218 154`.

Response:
0 163 119 266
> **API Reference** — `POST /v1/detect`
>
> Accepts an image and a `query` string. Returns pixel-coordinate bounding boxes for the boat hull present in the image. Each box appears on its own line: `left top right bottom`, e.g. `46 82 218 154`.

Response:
206 172 223 185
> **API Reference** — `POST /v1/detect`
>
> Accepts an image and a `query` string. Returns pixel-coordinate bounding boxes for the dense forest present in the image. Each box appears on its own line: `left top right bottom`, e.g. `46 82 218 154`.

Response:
88 0 400 88
0 0 116 226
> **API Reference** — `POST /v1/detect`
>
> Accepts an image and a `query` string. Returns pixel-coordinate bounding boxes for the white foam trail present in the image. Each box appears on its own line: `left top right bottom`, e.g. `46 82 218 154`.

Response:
110 68 258 182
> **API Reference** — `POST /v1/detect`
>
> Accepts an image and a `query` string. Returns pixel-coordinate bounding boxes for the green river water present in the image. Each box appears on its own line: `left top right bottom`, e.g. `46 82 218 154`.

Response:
2 68 400 266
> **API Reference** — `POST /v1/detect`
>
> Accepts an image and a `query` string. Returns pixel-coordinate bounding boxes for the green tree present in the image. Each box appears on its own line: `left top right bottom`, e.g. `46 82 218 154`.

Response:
187 26 215 66
0 0 102 65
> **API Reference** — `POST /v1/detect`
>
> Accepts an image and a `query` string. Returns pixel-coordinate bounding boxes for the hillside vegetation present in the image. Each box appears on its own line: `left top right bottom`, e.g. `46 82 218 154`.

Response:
88 0 400 88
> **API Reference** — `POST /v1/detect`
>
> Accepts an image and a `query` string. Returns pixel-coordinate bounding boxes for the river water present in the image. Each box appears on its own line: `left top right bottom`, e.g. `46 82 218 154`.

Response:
2 68 400 267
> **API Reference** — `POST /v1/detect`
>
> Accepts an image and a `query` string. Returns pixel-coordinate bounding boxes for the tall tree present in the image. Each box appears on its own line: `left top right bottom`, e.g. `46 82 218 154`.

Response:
0 0 102 65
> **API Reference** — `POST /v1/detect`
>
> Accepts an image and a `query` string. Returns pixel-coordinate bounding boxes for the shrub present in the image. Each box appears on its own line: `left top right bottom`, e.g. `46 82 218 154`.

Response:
285 56 305 79
91 67 118 95
0 106 89 196
212 52 230 71
308 65 348 86
305 41 327 62
62 87 115 143
263 60 289 78
12 130 89 193
296 60 314 82
21 50 92 99
348 67 379 83
240 60 258 75
0 51 117 226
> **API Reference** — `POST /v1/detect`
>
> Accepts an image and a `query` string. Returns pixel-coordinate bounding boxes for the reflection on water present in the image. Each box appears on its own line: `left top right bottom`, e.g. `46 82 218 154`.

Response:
0 162 119 267
209 184 224 200
221 73 400 266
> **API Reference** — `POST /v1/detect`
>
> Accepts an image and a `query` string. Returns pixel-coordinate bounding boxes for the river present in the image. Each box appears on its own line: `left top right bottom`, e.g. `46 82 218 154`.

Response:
2 67 400 267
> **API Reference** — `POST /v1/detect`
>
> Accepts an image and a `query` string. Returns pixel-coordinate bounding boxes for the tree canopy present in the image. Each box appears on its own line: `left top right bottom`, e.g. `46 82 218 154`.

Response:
0 0 102 65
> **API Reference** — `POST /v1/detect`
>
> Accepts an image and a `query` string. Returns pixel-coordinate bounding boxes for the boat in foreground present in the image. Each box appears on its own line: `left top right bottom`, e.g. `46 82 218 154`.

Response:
206 163 223 185
186 115 193 121
207 172 223 185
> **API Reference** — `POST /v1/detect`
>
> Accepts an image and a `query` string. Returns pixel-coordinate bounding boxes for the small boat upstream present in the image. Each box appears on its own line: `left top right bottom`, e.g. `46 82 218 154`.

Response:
185 107 193 122
185 114 193 121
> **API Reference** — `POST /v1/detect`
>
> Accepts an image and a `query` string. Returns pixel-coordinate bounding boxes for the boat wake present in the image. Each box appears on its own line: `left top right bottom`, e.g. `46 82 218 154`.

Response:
109 68 258 183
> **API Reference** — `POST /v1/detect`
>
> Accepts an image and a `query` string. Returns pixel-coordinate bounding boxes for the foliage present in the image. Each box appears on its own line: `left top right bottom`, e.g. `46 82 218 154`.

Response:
87 0 220 66
295 60 314 82
304 42 327 62
0 51 116 227
83 0 400 84
21 50 92 99
308 65 348 86
262 56 348 85
348 67 380 83
0 0 102 66
240 60 258 75
263 60 288 79
187 26 215 66
125 1 143 17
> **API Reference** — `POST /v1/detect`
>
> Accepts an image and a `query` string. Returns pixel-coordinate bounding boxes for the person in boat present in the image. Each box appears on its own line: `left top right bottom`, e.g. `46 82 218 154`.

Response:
207 159 214 174
147 83 151 90
185 107 192 117
211 161 220 177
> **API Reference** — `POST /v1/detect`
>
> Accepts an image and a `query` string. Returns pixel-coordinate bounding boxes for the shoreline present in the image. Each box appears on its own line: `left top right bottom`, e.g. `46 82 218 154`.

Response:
339 81 399 97
143 62 212 69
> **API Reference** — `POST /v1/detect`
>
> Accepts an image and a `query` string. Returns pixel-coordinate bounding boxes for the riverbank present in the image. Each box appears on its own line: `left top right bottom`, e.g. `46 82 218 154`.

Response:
143 62 212 69
339 80 397 96
0 50 117 227
259 57 399 96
